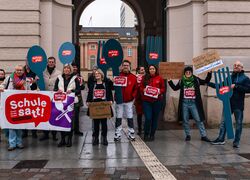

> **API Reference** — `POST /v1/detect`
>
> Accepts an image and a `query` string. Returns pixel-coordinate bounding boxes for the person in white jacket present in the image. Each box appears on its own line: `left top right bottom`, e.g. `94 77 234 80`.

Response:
40 56 61 141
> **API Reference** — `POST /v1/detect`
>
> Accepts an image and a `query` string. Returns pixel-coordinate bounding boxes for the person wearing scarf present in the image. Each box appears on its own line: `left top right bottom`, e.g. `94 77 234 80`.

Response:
0 65 28 151
54 64 80 147
168 66 211 142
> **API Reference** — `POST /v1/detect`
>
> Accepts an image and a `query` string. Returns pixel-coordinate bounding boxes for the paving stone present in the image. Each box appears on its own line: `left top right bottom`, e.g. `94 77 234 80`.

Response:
39 169 50 173
210 171 227 175
28 169 40 173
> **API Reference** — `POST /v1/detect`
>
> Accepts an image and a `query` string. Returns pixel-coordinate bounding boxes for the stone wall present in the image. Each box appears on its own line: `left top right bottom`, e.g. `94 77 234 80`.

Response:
165 0 250 125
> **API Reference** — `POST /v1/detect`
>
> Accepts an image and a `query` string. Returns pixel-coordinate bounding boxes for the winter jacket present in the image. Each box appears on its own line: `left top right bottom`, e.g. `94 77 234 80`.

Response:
119 72 137 103
168 72 211 122
43 67 61 91
140 74 165 102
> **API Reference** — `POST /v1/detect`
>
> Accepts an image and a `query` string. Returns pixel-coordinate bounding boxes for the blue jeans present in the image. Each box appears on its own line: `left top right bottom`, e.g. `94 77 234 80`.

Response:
9 129 22 148
143 100 162 136
217 109 243 146
182 99 207 137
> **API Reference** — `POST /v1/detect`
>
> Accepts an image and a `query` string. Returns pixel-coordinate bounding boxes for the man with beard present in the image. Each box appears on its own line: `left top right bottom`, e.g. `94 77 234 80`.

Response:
114 60 137 141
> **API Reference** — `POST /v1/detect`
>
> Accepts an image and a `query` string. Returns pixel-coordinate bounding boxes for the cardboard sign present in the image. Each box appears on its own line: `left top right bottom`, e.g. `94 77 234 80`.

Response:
159 62 184 79
58 42 76 65
0 90 74 131
89 101 112 119
144 86 160 99
193 50 224 75
113 76 127 87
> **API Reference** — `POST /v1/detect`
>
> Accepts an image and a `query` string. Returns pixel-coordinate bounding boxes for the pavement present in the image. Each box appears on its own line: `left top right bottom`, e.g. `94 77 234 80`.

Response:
1 108 250 179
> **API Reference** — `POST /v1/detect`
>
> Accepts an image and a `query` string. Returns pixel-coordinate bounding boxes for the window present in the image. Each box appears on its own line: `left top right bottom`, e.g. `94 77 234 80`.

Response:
127 48 132 57
89 44 96 50
90 55 96 69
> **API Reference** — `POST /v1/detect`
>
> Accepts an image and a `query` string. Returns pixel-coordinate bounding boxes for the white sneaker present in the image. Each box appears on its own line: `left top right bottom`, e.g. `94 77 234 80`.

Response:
128 128 135 141
114 126 122 141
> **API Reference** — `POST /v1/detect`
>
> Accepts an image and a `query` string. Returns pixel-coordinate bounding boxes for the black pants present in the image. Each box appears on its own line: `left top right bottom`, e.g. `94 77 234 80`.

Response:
42 130 57 137
93 119 107 138
60 131 73 141
73 105 80 132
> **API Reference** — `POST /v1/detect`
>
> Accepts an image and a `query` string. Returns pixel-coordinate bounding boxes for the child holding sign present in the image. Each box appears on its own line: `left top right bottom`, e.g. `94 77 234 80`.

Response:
140 65 165 141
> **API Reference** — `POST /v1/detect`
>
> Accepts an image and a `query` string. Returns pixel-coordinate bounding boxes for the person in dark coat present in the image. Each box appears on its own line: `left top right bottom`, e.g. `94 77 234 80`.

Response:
72 62 85 136
22 65 38 138
168 66 211 142
86 69 113 146
210 61 250 148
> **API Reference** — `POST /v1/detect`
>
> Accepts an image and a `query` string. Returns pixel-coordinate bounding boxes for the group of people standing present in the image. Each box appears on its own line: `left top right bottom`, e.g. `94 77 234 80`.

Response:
0 57 250 150
0 57 84 150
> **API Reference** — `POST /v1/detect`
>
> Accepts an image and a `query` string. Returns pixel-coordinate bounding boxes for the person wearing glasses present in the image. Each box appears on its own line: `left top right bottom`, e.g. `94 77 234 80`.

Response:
0 65 29 151
168 66 211 142
210 61 250 148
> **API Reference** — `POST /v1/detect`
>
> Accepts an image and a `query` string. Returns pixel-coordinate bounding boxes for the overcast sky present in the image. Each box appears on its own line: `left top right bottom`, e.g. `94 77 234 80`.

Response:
79 0 122 27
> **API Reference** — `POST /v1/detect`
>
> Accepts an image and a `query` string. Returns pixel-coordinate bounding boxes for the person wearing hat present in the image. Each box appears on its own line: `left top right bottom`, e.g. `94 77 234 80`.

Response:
168 66 211 142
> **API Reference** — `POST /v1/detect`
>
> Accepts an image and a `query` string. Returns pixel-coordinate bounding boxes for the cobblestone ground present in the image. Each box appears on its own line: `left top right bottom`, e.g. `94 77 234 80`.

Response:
1 162 250 180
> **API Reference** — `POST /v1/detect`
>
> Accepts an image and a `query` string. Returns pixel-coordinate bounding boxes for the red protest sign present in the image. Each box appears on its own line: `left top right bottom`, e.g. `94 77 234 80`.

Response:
144 86 159 98
53 92 67 101
32 56 43 63
94 89 106 99
5 93 51 127
219 86 230 95
62 50 72 56
113 76 127 87
108 50 119 57
149 53 159 60
100 58 107 64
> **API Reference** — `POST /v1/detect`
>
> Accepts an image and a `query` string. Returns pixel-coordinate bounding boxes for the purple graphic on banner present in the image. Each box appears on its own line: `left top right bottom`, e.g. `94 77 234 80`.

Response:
49 96 74 128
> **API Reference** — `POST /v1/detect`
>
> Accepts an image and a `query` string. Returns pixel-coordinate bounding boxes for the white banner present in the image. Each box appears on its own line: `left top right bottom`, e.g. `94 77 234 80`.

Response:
0 90 75 131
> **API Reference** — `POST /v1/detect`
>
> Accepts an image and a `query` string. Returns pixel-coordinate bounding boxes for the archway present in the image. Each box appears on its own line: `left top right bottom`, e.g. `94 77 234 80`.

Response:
72 0 165 67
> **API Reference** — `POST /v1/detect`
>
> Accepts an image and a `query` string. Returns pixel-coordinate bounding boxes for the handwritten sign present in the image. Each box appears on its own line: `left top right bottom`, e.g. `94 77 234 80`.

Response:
89 101 112 119
144 86 160 99
159 62 184 79
193 51 223 75
113 76 127 87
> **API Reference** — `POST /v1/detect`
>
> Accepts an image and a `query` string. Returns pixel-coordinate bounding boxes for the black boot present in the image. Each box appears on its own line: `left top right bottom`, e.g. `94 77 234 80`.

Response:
58 139 66 147
52 131 58 141
92 137 99 146
102 136 108 146
66 136 72 147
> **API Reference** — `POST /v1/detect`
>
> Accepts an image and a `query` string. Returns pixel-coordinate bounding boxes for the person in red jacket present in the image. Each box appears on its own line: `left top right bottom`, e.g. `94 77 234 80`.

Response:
114 60 137 141
134 66 145 135
140 64 165 141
